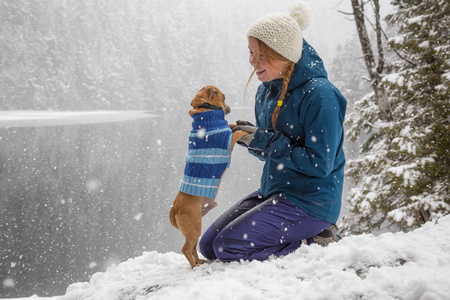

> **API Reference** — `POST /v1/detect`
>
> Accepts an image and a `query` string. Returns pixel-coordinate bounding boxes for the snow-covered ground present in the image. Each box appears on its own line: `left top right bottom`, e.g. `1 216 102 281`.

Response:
7 214 450 300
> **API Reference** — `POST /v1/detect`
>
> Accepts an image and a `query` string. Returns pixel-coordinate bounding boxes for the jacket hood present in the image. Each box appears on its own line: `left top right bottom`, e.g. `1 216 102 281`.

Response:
263 39 328 94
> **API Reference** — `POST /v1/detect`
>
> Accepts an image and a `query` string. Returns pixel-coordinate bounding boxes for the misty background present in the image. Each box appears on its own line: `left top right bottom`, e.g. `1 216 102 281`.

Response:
0 0 380 297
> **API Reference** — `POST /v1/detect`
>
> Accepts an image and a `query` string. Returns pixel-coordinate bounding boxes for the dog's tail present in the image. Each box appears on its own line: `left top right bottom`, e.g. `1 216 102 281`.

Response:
169 207 178 229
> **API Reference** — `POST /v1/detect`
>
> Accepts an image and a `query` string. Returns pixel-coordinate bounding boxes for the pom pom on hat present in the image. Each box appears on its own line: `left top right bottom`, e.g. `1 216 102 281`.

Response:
288 2 312 30
247 2 312 63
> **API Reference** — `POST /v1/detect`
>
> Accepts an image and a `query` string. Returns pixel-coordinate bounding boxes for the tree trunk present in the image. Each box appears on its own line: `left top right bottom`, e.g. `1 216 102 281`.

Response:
351 0 393 122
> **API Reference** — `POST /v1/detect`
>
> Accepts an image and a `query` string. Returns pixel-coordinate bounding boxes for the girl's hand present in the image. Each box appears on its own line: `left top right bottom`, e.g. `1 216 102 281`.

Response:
231 120 257 147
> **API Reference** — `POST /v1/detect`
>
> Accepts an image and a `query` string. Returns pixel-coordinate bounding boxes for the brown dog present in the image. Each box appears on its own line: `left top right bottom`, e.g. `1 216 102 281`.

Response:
169 85 247 268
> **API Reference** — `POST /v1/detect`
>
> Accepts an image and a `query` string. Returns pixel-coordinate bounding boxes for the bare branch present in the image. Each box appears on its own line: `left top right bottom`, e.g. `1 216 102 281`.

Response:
337 10 354 16
364 13 416 66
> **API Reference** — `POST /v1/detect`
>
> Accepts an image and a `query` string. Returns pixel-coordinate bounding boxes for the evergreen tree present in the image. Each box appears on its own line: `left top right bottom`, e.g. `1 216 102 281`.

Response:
343 0 449 233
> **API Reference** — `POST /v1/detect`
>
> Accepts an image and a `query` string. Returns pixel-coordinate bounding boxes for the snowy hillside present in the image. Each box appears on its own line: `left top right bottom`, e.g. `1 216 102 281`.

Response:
18 214 448 300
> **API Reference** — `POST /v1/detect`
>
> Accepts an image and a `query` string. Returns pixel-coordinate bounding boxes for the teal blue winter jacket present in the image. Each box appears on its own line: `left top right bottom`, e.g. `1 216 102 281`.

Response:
248 40 347 224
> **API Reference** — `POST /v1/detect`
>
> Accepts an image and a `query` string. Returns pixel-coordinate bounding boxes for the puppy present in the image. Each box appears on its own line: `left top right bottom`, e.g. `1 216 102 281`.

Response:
169 85 247 268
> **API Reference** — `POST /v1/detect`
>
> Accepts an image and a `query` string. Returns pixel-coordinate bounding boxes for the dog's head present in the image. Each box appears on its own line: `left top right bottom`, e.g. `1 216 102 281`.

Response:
190 85 230 115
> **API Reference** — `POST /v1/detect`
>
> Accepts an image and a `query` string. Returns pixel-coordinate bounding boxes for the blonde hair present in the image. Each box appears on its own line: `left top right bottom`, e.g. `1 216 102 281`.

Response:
246 38 296 130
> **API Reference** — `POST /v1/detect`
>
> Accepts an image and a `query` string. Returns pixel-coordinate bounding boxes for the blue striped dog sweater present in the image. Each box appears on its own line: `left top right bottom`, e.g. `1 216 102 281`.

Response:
179 110 232 198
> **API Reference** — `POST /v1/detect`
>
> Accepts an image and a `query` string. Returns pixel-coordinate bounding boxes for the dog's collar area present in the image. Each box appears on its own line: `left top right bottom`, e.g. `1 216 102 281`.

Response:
197 103 223 111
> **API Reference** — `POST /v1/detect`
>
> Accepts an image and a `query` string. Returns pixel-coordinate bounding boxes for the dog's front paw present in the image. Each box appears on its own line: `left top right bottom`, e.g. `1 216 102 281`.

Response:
202 200 218 216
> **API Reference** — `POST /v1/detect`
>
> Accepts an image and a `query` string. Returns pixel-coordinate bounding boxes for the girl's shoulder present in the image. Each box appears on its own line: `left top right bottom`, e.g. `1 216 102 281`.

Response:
291 77 343 99
286 78 346 112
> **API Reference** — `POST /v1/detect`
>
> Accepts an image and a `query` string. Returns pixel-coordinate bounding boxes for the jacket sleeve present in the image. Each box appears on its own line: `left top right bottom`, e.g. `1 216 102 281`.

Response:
250 87 268 162
248 91 345 177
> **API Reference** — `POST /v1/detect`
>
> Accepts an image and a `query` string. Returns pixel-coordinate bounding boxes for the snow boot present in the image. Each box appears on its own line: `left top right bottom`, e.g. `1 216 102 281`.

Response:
311 224 341 246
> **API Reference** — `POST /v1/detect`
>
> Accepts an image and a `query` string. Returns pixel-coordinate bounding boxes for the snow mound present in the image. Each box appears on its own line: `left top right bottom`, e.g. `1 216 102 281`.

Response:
58 216 450 300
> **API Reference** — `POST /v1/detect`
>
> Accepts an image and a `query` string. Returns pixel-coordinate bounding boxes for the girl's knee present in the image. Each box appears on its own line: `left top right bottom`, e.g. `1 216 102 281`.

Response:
213 232 250 262
212 235 233 262
199 227 218 260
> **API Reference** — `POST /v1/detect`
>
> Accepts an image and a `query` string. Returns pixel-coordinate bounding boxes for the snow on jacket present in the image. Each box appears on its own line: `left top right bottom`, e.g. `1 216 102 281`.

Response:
248 39 347 224
179 110 232 198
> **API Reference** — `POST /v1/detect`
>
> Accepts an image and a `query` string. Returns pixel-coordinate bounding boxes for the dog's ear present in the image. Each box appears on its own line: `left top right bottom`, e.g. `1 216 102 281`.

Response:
207 86 230 115
205 86 217 102
191 86 216 108
215 91 230 115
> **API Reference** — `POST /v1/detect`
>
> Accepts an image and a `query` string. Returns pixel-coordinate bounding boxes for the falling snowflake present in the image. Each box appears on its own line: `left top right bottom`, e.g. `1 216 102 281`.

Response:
197 128 206 139
134 212 144 221
2 278 15 288
88 261 98 269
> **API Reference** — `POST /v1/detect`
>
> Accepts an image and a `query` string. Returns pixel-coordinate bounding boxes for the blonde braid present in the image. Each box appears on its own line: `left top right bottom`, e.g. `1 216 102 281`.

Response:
271 62 295 130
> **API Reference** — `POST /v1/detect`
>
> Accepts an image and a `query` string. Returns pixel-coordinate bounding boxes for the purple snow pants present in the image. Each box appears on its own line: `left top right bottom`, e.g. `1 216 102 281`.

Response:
199 191 330 262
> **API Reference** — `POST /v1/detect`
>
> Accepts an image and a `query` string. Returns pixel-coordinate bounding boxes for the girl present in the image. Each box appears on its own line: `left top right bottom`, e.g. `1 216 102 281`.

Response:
199 2 346 262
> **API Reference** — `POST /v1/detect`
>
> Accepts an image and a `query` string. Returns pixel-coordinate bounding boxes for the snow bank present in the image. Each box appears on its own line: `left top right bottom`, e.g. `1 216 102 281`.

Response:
46 215 450 300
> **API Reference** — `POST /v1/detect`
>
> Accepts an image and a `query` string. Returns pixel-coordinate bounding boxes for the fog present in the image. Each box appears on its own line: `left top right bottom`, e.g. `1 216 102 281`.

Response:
0 0 374 297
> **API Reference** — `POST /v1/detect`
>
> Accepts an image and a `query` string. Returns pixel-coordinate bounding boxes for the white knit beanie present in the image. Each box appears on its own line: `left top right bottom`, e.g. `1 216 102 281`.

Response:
247 2 312 63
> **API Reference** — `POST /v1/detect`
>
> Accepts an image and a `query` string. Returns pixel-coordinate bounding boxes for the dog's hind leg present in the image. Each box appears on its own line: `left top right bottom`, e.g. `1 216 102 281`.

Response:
177 211 203 268
181 232 202 268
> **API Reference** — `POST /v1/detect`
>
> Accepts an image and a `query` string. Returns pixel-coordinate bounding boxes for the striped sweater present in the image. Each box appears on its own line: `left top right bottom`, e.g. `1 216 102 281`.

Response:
179 110 232 198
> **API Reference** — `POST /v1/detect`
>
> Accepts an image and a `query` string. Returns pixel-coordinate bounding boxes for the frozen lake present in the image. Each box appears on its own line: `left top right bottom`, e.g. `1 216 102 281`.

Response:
0 110 259 297
0 111 156 128
0 110 170 297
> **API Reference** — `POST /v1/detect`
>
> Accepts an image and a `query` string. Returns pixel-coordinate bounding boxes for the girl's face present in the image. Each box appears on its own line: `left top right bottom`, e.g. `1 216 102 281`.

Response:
248 37 285 82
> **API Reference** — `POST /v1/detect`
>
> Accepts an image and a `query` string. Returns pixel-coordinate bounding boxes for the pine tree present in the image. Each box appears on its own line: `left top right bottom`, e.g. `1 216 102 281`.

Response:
343 0 450 233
